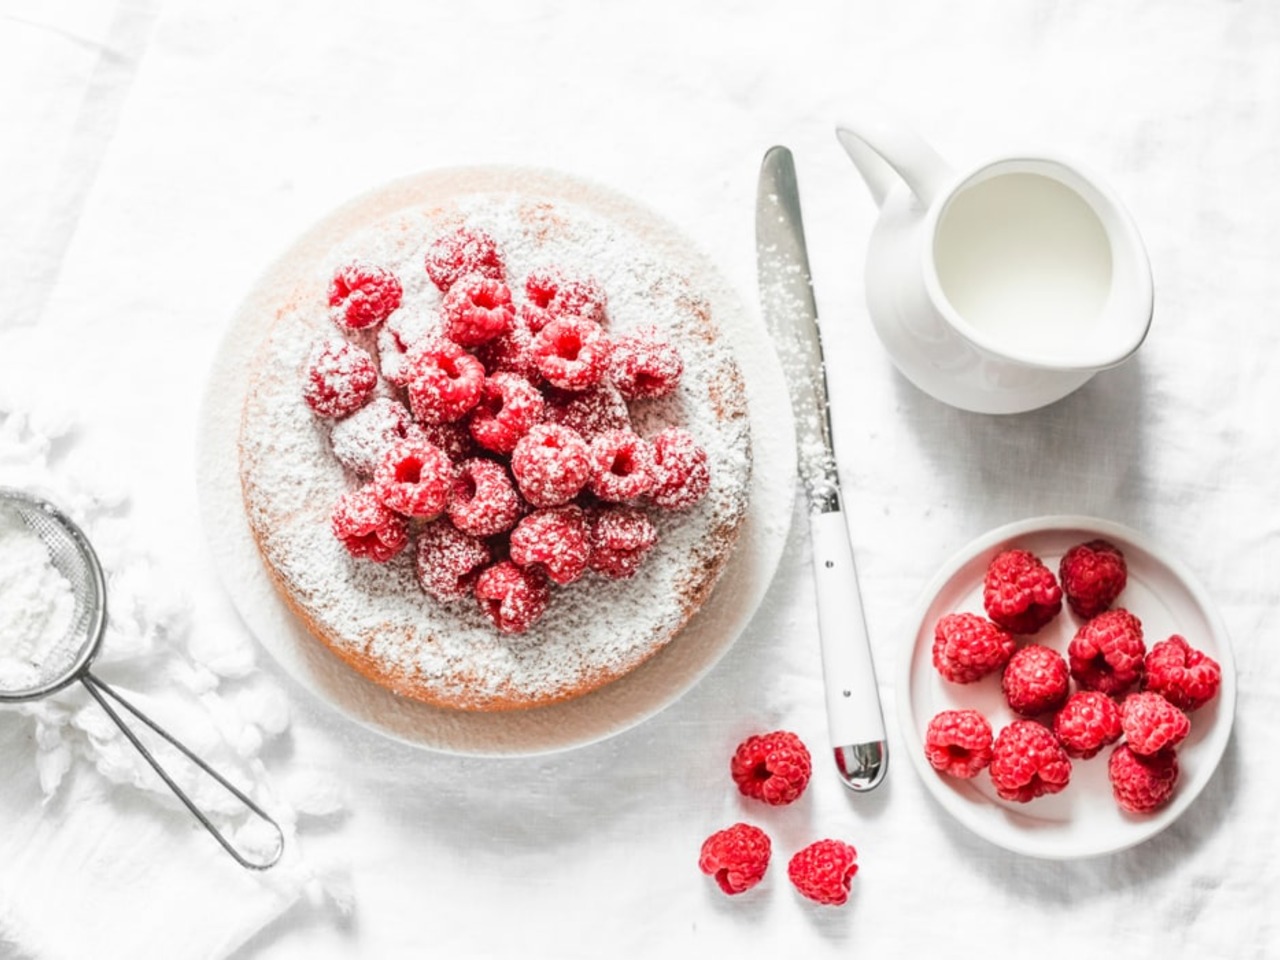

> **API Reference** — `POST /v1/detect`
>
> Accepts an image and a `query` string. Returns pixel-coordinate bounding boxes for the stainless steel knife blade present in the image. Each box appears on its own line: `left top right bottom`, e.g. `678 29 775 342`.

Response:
755 145 888 791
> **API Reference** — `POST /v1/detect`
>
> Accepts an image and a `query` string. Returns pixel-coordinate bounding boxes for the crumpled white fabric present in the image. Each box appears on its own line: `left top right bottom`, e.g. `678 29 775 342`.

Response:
0 402 350 960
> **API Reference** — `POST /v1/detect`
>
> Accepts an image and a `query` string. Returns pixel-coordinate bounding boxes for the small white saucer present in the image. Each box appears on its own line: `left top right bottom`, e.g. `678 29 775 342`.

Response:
898 515 1236 859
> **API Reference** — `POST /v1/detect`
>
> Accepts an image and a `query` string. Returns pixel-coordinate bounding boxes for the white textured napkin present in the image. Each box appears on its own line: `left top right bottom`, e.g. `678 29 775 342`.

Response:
0 400 349 960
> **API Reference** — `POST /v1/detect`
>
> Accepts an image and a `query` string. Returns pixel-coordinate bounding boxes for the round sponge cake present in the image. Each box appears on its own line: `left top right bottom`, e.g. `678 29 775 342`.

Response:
238 167 751 711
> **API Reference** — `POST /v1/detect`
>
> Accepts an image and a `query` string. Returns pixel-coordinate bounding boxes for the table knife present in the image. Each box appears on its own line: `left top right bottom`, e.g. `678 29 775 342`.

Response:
755 145 888 791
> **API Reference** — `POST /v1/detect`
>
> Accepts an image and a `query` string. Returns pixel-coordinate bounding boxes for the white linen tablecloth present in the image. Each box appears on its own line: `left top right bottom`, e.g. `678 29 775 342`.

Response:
1 1 1278 957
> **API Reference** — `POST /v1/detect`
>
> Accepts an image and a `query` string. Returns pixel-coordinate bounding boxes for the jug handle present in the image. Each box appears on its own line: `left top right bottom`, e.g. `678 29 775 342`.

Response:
835 118 952 209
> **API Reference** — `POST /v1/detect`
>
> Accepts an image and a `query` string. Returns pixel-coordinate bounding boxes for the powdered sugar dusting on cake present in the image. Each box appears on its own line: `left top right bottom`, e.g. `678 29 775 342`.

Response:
240 188 751 710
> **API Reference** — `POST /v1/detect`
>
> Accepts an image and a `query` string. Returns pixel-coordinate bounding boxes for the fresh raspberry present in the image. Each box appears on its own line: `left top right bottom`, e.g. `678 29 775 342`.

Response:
982 548 1063 634
698 823 771 896
1068 608 1146 696
372 438 453 519
787 840 858 907
1143 634 1222 712
1052 691 1123 759
531 317 610 391
988 720 1073 803
522 266 608 329
424 225 503 292
474 560 550 634
1001 644 1071 716
474 311 539 381
923 709 993 779
327 261 403 331
330 484 408 563
303 338 378 419
468 372 544 456
931 612 1016 683
509 424 592 507
417 419 475 463
1109 744 1179 813
375 308 438 387
404 338 486 424
447 458 524 537
608 327 684 400
415 520 491 603
329 397 425 477
1059 539 1128 618
441 273 515 347
508 506 591 586
1119 691 1191 756
730 730 812 806
648 428 711 510
588 506 658 579
587 429 656 502
543 383 632 441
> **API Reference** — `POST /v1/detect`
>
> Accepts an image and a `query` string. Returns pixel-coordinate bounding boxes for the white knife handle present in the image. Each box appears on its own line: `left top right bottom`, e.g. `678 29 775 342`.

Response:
809 509 888 788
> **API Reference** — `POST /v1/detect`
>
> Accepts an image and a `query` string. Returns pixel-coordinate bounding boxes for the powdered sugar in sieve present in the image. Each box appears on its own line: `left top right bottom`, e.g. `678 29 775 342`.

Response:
0 487 283 870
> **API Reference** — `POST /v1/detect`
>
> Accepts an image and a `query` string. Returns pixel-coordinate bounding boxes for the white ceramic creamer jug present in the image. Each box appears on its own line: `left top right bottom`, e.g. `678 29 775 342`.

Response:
836 118 1153 414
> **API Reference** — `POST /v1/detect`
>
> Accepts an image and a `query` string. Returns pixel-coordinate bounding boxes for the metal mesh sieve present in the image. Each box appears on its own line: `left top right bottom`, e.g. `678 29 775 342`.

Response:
0 487 283 870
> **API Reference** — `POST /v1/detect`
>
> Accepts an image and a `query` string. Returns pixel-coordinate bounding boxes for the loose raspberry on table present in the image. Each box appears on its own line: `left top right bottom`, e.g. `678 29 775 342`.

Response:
543 383 631 441
404 337 486 424
303 338 378 419
924 709 993 779
588 506 658 579
327 260 403 331
931 612 1016 683
698 823 771 896
532 318 611 391
787 840 858 907
988 720 1073 803
415 520 491 603
468 372 544 456
1119 691 1191 756
508 506 591 586
648 427 711 510
441 273 515 348
329 397 424 477
730 730 812 806
522 266 608 329
474 560 550 634
1052 690 1123 759
1059 539 1128 619
509 423 592 507
424 225 504 292
608 326 684 400
1001 643 1071 716
372 438 453 519
983 548 1063 634
1143 634 1222 712
1068 608 1146 696
1109 743 1179 813
587 429 656 502
448 458 524 538
331 484 408 563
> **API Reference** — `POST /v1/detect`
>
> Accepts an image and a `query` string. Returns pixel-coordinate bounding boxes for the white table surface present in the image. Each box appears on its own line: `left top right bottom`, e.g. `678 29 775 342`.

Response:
2 1 1278 957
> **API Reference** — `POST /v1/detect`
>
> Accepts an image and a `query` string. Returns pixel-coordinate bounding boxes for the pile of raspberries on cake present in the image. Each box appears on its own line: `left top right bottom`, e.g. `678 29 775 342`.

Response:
303 225 712 635
924 539 1221 814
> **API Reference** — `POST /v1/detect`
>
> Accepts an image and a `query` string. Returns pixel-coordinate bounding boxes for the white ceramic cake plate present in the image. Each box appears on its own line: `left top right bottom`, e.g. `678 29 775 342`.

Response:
196 165 796 757
899 515 1236 859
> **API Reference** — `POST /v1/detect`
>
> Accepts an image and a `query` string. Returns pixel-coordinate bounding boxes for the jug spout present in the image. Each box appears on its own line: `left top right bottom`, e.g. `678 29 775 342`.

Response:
835 118 952 209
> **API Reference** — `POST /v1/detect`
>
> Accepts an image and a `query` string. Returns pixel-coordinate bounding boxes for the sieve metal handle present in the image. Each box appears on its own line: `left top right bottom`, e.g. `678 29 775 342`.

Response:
79 673 284 870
